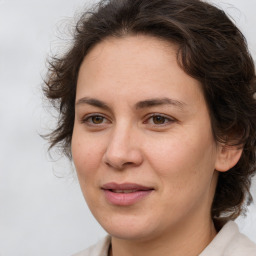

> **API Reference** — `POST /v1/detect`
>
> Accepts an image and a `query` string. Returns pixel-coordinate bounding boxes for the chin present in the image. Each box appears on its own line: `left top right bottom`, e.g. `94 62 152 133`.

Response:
96 213 161 241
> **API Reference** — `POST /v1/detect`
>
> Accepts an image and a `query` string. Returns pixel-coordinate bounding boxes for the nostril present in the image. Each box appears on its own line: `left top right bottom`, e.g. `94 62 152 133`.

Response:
123 161 134 166
104 158 137 170
104 161 130 170
103 145 143 169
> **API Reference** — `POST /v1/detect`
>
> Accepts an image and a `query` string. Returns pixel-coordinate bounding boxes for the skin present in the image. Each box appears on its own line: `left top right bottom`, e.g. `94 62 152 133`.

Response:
72 35 242 256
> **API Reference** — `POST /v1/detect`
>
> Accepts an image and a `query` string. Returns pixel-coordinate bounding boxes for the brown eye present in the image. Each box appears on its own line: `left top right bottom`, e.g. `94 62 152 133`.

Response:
144 114 175 127
91 116 104 124
152 115 167 124
82 114 110 129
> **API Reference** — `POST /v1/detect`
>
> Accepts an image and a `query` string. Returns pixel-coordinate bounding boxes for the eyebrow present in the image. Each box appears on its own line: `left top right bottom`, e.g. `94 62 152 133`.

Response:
135 97 186 109
75 97 186 111
76 97 111 112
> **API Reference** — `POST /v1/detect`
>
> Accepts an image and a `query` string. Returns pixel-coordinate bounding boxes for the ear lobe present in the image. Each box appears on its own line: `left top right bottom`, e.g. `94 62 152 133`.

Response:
215 144 243 172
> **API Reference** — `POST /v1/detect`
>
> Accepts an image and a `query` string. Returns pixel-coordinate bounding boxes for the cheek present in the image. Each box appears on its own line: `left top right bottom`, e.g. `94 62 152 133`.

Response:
144 126 217 189
71 131 104 180
145 133 217 218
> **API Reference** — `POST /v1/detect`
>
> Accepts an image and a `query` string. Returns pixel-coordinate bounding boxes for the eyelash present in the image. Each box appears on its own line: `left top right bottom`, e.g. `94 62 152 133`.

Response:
144 113 175 127
81 113 175 127
81 114 109 126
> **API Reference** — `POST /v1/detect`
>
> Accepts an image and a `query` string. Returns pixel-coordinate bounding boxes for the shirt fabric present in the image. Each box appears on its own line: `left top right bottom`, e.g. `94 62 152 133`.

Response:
72 221 256 256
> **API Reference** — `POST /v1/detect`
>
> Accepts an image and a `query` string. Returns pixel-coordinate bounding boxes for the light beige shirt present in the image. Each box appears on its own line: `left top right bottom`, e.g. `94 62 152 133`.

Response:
72 221 256 256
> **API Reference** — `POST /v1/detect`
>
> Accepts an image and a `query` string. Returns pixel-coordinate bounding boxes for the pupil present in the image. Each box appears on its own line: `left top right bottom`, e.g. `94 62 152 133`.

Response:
153 116 165 124
92 116 103 124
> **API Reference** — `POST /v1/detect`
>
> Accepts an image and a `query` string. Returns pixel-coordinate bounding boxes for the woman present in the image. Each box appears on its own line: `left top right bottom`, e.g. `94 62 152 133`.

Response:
44 0 256 255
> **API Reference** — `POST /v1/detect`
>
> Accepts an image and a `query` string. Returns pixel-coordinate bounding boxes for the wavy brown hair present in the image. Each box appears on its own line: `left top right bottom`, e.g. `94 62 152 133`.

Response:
43 0 256 222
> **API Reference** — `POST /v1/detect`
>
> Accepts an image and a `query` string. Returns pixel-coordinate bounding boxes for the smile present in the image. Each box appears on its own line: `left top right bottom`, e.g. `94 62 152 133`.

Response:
111 189 138 193
101 183 154 206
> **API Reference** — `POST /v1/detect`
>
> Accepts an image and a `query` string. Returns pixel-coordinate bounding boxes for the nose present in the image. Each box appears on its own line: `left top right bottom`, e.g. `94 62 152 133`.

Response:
103 125 143 170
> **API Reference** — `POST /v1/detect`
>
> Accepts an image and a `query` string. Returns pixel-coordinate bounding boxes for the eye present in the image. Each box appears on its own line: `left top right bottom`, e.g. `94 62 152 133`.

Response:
152 115 168 125
145 114 175 126
82 114 109 126
90 116 105 124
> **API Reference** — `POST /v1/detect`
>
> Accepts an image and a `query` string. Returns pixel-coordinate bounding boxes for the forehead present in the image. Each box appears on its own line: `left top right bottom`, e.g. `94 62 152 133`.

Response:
86 34 178 60
77 35 205 108
81 35 178 76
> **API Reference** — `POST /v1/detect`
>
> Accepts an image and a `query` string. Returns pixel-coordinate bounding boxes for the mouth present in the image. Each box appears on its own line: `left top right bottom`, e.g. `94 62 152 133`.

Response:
101 182 154 206
109 189 140 193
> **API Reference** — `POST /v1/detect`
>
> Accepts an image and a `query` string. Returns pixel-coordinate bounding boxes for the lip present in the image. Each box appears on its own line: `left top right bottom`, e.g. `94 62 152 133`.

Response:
101 182 154 206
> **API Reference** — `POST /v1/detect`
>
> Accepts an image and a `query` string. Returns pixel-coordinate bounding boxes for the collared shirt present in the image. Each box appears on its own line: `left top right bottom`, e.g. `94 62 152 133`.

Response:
72 221 256 256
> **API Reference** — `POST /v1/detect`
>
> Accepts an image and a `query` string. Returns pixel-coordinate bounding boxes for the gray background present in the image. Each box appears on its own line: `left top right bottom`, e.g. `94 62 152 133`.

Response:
0 0 255 255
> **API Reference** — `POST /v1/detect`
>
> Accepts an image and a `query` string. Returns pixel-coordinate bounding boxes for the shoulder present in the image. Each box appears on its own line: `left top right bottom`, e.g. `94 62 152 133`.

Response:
72 236 111 256
200 221 256 256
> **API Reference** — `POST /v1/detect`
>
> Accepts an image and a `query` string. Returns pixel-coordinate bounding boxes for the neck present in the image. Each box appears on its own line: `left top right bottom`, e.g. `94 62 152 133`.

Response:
109 217 217 256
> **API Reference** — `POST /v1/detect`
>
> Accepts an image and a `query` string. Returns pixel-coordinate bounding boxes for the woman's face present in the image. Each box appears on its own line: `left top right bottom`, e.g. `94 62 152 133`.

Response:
72 35 221 241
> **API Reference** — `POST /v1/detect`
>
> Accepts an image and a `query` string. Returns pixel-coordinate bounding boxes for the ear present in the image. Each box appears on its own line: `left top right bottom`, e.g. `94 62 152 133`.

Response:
215 144 243 172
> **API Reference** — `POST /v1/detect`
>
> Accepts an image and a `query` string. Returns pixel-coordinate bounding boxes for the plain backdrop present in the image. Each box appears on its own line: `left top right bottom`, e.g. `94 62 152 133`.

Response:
0 0 255 255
